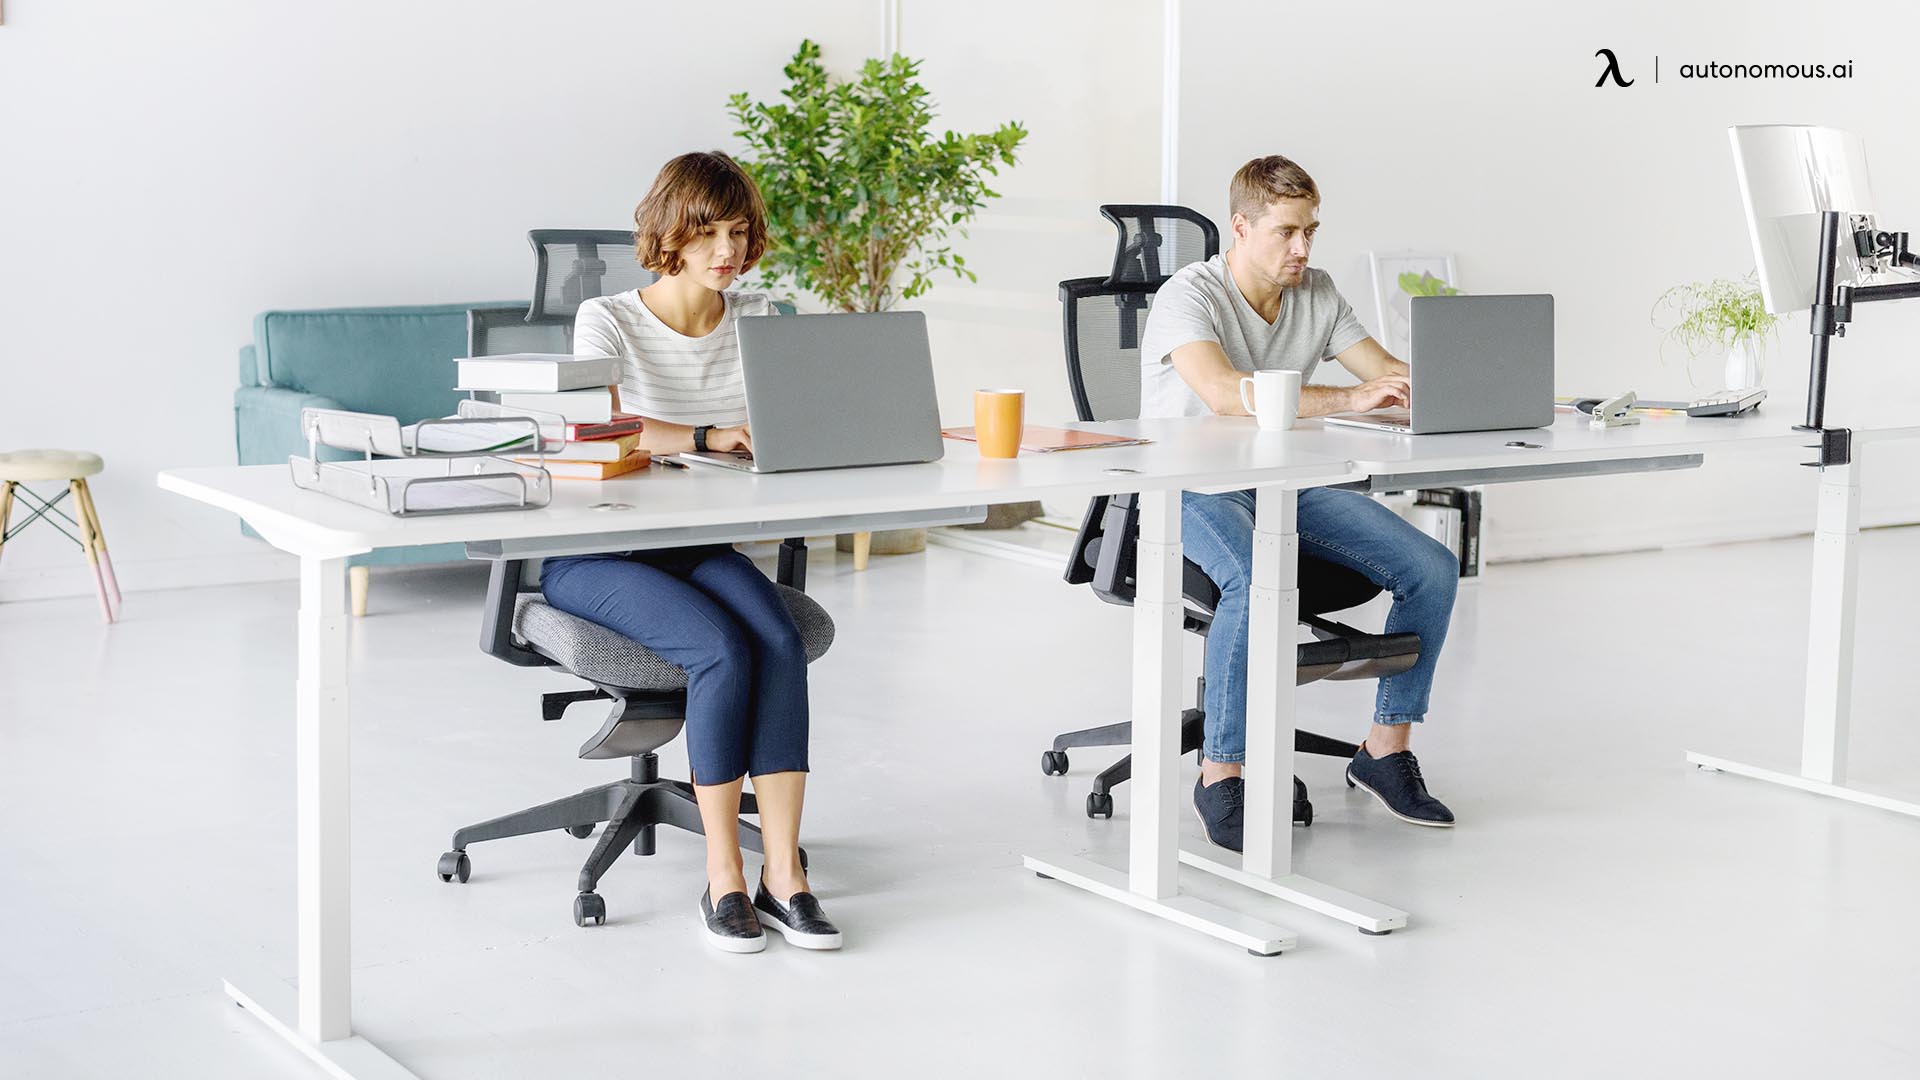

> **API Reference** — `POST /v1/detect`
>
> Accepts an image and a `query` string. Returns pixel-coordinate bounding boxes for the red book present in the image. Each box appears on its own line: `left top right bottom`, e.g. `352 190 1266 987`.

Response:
565 414 646 440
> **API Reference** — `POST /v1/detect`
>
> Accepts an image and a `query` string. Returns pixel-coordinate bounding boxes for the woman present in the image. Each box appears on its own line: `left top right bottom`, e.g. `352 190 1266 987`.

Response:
543 150 839 953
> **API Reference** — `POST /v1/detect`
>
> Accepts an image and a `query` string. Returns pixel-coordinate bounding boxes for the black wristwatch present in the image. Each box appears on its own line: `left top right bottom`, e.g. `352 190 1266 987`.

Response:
693 425 714 453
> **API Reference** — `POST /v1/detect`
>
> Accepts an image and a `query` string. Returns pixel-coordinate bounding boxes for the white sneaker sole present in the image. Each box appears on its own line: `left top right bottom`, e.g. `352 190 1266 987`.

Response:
758 911 843 951
1346 771 1455 828
702 916 768 953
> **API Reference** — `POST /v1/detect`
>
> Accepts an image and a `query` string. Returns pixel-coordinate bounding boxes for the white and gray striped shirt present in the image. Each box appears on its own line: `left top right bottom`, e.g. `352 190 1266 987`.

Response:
572 289 780 427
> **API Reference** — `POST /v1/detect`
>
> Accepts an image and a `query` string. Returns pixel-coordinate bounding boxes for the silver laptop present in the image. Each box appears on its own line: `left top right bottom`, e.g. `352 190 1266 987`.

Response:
1322 294 1554 434
675 310 946 473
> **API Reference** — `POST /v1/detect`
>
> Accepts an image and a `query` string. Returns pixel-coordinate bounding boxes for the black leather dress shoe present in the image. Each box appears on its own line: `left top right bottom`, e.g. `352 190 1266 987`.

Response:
753 879 843 951
1346 746 1456 827
700 888 766 953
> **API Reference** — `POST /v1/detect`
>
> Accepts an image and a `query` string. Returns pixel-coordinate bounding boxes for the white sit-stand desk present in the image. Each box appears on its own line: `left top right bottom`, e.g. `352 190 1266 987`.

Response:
1272 410 1920 821
158 419 1360 1080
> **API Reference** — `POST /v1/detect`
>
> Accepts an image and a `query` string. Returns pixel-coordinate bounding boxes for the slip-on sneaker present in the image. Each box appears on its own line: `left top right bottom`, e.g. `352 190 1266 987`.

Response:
752 880 843 951
1346 745 1456 827
700 887 766 953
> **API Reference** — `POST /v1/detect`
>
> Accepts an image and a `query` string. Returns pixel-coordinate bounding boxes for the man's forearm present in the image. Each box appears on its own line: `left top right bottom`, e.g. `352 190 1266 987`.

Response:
1299 384 1353 418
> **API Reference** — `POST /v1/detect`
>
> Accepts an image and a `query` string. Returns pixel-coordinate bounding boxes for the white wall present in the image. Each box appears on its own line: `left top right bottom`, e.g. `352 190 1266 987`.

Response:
1177 0 1920 559
5 1 1916 603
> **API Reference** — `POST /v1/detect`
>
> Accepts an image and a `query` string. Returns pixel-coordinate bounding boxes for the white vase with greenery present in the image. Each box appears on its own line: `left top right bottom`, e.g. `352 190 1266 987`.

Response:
1651 275 1778 390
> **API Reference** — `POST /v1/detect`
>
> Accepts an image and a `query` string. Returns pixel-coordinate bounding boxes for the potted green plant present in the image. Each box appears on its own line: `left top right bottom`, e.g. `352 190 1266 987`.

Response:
1651 274 1779 389
728 40 1029 557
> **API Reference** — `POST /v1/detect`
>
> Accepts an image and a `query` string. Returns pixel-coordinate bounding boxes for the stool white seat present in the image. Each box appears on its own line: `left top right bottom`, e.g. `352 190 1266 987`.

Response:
0 449 105 482
0 449 120 623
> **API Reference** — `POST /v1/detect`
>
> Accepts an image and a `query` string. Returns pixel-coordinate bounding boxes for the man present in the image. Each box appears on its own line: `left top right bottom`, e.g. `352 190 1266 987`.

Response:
1139 155 1459 849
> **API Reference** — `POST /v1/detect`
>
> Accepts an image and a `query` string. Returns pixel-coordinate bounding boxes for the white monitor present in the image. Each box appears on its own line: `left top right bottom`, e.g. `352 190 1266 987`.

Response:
1728 124 1876 314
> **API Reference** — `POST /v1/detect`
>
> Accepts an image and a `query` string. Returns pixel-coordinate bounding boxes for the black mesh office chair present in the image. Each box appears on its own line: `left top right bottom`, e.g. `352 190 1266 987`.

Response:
1047 205 1423 824
437 558 832 927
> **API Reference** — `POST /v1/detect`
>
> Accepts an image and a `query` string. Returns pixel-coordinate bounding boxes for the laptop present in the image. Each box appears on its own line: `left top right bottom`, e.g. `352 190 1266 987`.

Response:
674 310 946 473
1321 294 1555 435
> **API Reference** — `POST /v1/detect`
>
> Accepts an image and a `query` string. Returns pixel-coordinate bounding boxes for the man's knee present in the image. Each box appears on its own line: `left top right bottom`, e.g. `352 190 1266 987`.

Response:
1403 534 1459 602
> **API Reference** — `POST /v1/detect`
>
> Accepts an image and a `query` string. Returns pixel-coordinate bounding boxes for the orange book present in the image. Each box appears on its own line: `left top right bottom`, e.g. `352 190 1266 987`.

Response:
514 449 651 480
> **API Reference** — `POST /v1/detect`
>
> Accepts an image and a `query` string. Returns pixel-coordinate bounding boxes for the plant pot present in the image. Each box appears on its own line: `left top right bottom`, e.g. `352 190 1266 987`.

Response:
1722 334 1767 390
836 528 926 556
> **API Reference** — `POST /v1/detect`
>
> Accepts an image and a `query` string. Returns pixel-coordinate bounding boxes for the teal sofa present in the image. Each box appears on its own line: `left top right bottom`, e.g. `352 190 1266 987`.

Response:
234 302 526 577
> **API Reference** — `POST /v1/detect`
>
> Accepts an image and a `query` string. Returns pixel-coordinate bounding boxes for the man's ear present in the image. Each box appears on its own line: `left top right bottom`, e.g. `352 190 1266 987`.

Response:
1230 212 1248 243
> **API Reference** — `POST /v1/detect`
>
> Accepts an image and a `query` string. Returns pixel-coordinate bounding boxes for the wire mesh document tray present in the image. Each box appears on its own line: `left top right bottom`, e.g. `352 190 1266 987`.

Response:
289 403 561 516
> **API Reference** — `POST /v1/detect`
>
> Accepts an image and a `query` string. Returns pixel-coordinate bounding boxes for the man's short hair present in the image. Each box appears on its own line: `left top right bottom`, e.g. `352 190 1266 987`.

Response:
1229 155 1320 223
633 150 769 276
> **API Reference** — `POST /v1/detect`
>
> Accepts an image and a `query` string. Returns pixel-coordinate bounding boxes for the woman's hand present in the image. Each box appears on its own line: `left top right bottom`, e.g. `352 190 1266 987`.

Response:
708 425 753 455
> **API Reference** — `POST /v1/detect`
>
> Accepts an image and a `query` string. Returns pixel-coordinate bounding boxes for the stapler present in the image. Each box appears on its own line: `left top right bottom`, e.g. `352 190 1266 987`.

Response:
1588 390 1640 429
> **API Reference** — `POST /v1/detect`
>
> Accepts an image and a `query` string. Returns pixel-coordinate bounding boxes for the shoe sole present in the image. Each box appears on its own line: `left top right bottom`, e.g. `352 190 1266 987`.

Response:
1346 770 1455 828
701 911 768 953
757 911 843 951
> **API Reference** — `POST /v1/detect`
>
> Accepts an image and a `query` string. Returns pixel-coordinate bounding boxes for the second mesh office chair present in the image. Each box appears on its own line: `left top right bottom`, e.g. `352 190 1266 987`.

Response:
1048 205 1423 824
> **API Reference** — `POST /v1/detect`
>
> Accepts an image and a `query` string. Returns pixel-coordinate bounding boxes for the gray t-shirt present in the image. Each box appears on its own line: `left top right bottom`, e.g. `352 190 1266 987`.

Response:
1139 255 1369 418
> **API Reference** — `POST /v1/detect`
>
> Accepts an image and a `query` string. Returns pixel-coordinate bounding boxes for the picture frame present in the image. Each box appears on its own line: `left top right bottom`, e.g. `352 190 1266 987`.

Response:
1367 251 1461 360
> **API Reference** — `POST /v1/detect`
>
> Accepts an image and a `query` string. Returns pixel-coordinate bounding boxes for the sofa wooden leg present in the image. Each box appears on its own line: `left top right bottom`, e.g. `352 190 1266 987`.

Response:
349 565 369 617
852 531 871 571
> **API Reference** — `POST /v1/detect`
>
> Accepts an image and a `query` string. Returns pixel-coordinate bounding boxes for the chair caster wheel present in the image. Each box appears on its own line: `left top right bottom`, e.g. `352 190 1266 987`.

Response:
565 824 594 839
1041 750 1069 776
1359 927 1393 936
1086 791 1114 819
1295 803 1313 827
436 850 469 883
573 891 606 927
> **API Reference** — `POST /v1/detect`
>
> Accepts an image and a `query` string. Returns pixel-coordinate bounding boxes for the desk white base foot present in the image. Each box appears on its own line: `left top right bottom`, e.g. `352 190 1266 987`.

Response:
1178 851 1409 934
1685 752 1920 818
223 975 420 1080
1023 854 1298 955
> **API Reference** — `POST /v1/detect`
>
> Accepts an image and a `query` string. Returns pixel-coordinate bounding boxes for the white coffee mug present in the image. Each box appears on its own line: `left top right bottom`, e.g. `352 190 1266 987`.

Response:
1238 369 1301 431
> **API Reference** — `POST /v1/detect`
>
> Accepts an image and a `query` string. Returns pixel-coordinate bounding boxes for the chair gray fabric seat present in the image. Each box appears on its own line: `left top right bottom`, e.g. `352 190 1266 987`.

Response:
513 584 834 692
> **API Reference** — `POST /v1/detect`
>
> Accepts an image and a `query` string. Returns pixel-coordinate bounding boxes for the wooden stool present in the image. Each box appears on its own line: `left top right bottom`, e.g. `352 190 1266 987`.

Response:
0 449 121 623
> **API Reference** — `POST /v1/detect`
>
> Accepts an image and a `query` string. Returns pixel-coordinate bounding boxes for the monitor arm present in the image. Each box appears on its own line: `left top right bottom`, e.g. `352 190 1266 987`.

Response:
1802 210 1920 465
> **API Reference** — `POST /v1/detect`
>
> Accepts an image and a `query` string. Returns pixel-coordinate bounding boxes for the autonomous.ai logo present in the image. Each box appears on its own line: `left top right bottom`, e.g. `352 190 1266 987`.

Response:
1594 48 1634 87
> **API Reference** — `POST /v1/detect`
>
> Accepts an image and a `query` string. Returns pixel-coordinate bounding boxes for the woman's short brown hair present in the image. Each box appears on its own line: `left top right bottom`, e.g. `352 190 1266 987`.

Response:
1229 155 1320 223
633 150 770 276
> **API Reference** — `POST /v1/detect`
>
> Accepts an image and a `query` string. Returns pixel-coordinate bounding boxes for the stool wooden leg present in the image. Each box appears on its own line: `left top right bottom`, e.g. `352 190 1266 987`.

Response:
75 480 121 612
852 530 871 572
70 480 113 623
349 565 369 618
0 481 15 566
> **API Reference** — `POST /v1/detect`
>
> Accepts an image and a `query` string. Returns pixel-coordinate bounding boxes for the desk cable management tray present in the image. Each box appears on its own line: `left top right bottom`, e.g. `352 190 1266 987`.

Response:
289 400 564 516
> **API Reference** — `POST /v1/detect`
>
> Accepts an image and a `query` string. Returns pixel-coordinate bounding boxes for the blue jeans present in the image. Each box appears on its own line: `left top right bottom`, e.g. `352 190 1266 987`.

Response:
539 546 809 784
1181 488 1458 763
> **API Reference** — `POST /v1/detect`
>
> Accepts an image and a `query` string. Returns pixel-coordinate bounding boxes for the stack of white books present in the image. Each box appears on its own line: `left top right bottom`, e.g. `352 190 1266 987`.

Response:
456 354 649 478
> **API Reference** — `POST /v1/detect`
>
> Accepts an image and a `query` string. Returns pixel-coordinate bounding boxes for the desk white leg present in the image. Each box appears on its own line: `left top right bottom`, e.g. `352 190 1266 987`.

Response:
1241 485 1298 880
1801 459 1860 785
225 555 420 1078
1181 485 1409 936
1027 489 1299 955
1688 450 1920 819
1127 489 1183 900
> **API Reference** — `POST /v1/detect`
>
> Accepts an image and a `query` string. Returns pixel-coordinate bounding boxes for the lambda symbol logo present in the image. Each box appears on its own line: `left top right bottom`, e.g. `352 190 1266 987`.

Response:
1594 49 1635 87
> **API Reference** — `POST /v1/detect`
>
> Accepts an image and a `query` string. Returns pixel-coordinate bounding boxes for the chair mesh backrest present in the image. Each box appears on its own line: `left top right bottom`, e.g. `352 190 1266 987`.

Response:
467 306 572 357
1099 204 1219 287
527 229 660 321
1060 205 1220 422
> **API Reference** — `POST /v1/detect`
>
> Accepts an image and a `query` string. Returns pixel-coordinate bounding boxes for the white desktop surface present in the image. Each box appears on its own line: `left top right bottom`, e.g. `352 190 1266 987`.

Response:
159 417 1358 558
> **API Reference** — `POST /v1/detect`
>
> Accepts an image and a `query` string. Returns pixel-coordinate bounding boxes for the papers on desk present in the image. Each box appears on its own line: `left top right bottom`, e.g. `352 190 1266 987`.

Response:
403 420 543 454
941 426 1151 453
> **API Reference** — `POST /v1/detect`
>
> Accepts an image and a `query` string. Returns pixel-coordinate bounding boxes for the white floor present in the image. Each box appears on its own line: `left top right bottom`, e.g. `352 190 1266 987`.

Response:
4 530 1920 1079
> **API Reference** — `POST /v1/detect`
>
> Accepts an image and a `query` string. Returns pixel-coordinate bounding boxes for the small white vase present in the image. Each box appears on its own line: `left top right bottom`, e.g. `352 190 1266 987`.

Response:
1722 334 1766 390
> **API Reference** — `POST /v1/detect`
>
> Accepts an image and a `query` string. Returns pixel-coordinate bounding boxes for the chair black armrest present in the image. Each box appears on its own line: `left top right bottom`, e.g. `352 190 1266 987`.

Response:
480 558 557 668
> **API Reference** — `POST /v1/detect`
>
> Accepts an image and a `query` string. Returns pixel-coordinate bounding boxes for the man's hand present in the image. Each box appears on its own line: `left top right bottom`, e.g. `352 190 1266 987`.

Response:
1344 375 1410 413
708 425 753 455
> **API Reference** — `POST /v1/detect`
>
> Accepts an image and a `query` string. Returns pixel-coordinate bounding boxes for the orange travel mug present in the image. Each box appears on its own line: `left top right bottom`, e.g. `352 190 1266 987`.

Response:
974 389 1025 458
